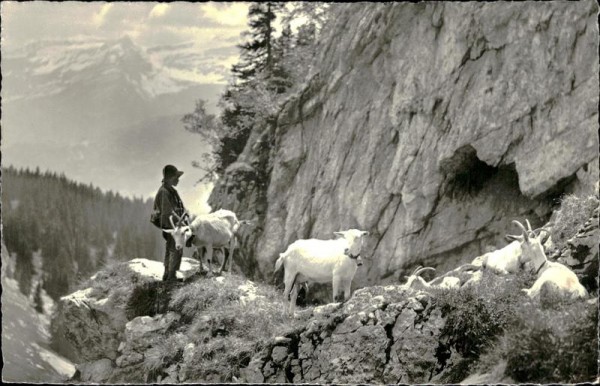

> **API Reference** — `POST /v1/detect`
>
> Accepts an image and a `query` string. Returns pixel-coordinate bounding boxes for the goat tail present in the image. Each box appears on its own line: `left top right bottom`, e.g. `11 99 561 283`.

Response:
274 254 285 274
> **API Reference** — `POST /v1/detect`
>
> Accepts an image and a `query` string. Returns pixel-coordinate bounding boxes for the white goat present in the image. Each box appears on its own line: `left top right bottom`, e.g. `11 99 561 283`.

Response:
200 209 251 273
471 241 523 275
165 212 236 276
402 266 437 291
472 225 551 275
508 219 587 301
274 229 369 317
403 265 476 291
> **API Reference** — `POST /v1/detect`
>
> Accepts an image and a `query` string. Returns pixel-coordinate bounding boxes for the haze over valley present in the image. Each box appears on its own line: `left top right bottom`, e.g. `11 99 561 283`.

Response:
1 2 251 212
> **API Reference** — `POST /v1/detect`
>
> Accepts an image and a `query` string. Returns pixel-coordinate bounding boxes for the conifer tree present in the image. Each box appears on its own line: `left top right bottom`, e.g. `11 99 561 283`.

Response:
232 2 285 83
33 281 44 314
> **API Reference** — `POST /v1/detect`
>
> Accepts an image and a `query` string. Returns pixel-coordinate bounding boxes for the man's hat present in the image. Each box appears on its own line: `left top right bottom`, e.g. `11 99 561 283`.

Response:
163 164 184 179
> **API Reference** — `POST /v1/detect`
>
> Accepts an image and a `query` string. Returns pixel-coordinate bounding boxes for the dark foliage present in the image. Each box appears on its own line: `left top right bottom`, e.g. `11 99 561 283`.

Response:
505 301 598 383
126 281 179 320
2 166 163 300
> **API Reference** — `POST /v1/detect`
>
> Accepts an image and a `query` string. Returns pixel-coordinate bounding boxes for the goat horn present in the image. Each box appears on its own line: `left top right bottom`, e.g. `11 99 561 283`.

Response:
169 215 176 229
414 267 436 277
410 265 423 276
177 211 189 226
535 228 551 239
525 219 538 238
506 233 524 241
512 220 529 241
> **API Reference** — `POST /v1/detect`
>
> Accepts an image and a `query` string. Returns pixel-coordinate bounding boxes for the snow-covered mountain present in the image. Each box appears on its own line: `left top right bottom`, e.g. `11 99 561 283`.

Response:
3 35 224 103
1 36 226 203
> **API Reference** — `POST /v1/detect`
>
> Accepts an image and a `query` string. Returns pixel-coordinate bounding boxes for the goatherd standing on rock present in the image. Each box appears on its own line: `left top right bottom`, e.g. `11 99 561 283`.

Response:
151 164 194 282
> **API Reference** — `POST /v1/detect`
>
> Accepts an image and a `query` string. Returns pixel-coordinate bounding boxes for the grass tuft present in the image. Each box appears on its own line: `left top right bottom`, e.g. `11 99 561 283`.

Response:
550 193 599 250
166 275 307 382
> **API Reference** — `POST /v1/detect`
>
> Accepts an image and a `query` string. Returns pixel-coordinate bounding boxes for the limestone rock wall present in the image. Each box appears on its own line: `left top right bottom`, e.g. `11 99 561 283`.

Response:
209 2 599 285
240 286 454 384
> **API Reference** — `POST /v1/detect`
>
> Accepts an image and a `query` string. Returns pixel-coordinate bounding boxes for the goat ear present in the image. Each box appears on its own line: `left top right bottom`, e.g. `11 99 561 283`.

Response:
163 229 174 234
333 232 344 239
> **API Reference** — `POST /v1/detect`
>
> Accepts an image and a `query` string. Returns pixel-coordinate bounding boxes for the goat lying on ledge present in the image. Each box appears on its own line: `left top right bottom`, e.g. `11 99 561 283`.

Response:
472 223 551 275
274 229 369 317
402 264 478 291
508 219 587 301
471 240 524 275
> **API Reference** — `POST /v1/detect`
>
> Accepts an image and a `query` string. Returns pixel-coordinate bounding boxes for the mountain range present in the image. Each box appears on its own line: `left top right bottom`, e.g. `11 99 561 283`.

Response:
2 36 224 209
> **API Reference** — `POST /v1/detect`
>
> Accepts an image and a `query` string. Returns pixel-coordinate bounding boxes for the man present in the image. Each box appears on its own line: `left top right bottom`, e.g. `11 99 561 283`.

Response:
153 164 189 282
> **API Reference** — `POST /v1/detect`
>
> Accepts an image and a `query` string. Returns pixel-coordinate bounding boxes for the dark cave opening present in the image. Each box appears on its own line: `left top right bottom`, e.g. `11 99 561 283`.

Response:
440 145 499 200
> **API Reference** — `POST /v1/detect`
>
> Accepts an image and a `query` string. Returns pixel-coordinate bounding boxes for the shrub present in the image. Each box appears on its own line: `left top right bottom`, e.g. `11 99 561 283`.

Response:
505 300 598 383
551 193 599 250
434 270 532 359
431 270 535 382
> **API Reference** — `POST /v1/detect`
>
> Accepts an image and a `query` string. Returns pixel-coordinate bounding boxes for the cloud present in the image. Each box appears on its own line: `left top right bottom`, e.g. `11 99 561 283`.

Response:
92 3 113 27
201 3 248 27
149 3 169 19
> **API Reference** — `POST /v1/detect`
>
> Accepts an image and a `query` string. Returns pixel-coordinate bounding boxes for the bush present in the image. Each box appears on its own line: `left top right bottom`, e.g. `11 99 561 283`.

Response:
505 300 598 383
431 270 536 383
434 270 532 359
551 193 599 250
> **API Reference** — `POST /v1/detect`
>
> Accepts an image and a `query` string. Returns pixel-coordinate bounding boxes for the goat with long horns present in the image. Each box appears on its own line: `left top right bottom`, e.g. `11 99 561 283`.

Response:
508 219 587 301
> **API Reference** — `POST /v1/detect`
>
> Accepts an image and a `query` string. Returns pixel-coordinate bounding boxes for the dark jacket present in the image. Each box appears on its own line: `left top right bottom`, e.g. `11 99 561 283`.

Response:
153 183 185 229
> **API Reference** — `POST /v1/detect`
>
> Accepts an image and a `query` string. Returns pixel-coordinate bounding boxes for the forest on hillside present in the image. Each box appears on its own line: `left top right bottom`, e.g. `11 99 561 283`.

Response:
2 166 163 301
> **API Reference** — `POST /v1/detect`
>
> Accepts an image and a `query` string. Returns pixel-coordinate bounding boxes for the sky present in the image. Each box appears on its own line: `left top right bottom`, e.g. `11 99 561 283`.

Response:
1 1 255 214
0 2 250 48
1 1 251 84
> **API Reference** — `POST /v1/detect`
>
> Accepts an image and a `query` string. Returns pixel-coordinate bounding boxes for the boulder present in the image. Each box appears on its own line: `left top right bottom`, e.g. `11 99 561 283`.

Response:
122 312 181 352
240 285 452 384
76 358 114 383
57 287 126 361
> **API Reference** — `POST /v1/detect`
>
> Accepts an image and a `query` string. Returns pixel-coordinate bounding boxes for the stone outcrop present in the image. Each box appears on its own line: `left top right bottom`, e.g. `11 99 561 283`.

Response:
56 247 596 384
240 286 452 384
209 1 599 286
55 258 200 380
555 206 599 292
57 255 461 383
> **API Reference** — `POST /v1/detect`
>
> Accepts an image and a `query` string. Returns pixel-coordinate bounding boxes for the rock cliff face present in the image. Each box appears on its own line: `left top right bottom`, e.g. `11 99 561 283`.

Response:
209 1 599 285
